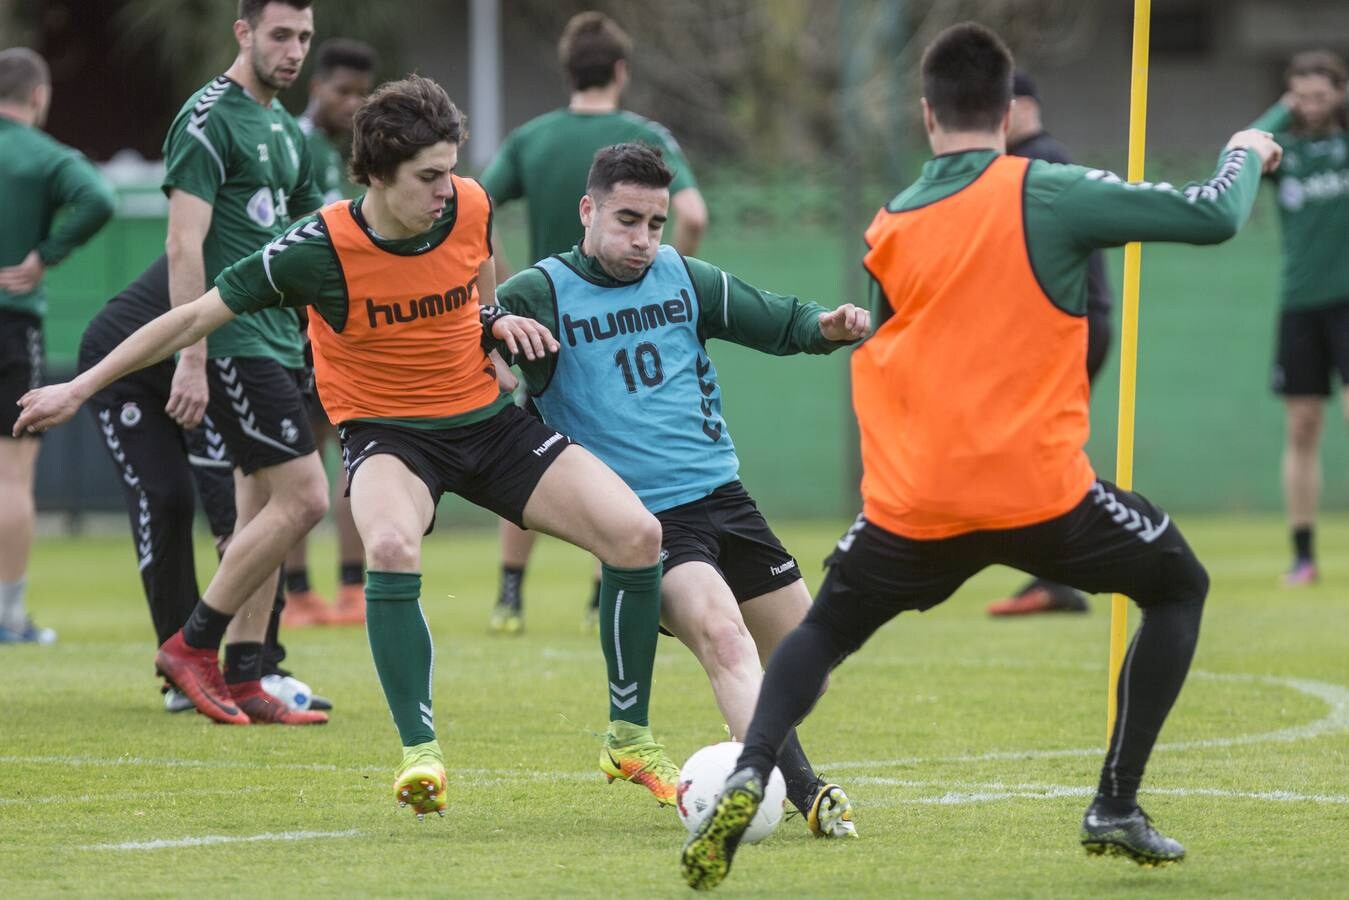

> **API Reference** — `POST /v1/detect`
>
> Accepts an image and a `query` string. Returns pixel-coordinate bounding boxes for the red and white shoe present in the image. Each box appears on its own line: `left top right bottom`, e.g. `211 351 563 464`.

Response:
1282 560 1318 588
154 632 249 725
282 589 333 628
328 583 366 626
228 680 329 725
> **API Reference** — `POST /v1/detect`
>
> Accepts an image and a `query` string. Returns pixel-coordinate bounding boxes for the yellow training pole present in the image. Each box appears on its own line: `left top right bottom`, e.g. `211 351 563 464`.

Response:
1108 0 1153 743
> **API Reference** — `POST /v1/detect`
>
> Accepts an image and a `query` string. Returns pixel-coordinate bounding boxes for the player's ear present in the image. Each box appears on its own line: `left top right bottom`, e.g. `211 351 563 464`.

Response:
233 18 251 50
579 194 595 228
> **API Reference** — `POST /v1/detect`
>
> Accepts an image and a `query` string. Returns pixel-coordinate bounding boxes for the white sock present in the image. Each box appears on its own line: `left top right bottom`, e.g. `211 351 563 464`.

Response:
1 578 28 632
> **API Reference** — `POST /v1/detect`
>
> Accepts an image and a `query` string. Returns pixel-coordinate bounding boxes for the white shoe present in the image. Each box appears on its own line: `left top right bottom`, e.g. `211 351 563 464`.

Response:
261 673 313 710
163 686 194 713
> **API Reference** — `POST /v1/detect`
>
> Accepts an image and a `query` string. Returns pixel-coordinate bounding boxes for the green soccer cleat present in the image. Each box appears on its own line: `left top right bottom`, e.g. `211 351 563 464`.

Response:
395 740 447 820
1081 800 1185 867
488 601 523 636
600 720 679 806
680 767 763 891
806 782 857 838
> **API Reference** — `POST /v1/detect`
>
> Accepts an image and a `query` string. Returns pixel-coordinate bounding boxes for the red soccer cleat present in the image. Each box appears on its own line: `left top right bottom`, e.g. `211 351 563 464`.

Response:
154 632 250 725
228 680 329 725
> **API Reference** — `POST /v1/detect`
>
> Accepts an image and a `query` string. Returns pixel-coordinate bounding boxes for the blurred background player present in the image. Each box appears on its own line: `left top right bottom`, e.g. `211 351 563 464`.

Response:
479 10 708 634
283 37 378 627
682 23 1280 888
152 0 330 724
986 71 1115 616
78 255 330 713
0 47 114 644
1248 51 1349 587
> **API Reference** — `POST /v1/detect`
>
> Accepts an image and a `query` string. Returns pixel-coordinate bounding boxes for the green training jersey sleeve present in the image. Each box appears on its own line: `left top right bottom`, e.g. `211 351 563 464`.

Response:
1247 102 1349 311
0 118 115 317
682 255 844 354
162 76 324 367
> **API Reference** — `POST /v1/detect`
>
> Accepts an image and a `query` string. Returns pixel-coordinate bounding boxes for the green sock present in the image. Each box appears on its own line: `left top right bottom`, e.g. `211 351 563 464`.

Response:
598 562 662 727
365 570 435 746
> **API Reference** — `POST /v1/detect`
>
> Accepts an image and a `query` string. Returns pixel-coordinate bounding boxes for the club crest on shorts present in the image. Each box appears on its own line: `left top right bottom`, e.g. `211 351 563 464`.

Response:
280 417 299 445
119 402 142 428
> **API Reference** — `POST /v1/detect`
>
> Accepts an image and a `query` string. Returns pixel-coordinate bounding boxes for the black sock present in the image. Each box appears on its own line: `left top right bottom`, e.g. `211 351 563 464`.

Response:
1096 595 1205 810
738 619 850 784
181 601 233 650
776 730 819 815
589 577 601 611
223 641 264 685
265 575 285 666
340 561 364 586
285 567 310 594
1292 526 1314 563
499 565 524 608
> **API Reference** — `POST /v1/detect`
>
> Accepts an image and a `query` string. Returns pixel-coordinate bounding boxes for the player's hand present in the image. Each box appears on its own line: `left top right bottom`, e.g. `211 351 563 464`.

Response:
0 251 46 294
1225 129 1283 174
818 303 871 342
12 382 85 436
492 315 559 361
166 353 210 428
488 349 519 392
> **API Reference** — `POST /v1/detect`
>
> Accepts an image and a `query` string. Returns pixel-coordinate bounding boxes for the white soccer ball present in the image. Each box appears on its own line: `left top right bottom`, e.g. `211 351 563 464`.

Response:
675 741 787 844
260 674 312 710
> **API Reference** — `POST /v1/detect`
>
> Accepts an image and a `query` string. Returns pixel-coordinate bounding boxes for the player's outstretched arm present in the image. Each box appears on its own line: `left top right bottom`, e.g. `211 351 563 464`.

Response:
12 290 236 436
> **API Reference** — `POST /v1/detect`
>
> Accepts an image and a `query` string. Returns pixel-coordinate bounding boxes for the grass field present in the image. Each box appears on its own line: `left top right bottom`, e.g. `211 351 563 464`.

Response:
3 516 1347 898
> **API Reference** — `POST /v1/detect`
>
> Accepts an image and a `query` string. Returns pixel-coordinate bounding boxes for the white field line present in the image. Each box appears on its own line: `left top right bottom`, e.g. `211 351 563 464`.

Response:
822 671 1349 770
0 785 268 807
842 777 1349 806
88 829 361 851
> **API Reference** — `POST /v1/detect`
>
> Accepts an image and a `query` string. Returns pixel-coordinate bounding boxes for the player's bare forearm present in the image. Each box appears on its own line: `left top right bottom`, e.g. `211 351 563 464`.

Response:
166 191 215 359
77 294 232 400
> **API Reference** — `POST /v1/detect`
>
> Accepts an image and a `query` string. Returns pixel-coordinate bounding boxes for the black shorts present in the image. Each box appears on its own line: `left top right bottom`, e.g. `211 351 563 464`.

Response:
810 479 1209 649
338 402 572 532
205 356 316 474
657 481 801 602
1271 300 1349 396
0 311 43 438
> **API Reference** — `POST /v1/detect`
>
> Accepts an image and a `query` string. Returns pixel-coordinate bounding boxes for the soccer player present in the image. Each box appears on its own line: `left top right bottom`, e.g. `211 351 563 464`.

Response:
148 0 330 725
17 75 680 815
497 142 864 835
78 255 331 714
986 71 1114 616
283 37 379 627
1247 51 1349 586
480 10 709 634
681 23 1282 888
0 47 114 644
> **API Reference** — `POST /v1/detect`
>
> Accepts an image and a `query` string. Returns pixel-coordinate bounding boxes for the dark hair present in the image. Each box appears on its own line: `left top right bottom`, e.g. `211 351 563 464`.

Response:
349 75 467 185
0 47 48 103
237 0 313 27
558 11 631 91
921 22 1014 132
1286 49 1347 90
314 37 378 79
586 143 674 198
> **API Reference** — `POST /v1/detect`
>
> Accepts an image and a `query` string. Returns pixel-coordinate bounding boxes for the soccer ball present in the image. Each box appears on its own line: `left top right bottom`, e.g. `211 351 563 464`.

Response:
260 674 312 710
675 741 787 844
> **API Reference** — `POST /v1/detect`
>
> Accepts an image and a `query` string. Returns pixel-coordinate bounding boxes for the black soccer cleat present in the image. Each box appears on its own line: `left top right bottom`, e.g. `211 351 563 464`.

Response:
680 767 764 891
1081 800 1186 867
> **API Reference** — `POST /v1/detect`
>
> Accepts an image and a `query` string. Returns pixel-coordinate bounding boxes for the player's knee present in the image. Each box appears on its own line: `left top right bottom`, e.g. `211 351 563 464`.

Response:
605 510 662 567
1286 413 1323 450
364 527 420 571
281 476 329 529
698 616 756 676
1144 546 1210 609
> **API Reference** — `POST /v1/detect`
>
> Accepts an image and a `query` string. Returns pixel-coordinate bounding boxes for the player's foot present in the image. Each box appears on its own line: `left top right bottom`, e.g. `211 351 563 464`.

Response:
0 617 57 644
987 583 1088 616
680 767 763 891
1081 799 1185 867
282 589 332 628
395 740 447 820
228 680 328 724
806 782 857 838
600 720 679 806
1282 560 1318 588
328 583 366 626
154 632 249 725
488 600 523 635
161 684 194 713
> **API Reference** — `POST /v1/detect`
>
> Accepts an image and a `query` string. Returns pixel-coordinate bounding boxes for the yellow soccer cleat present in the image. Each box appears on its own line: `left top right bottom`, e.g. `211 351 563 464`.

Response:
599 720 679 806
806 783 857 838
394 740 447 820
